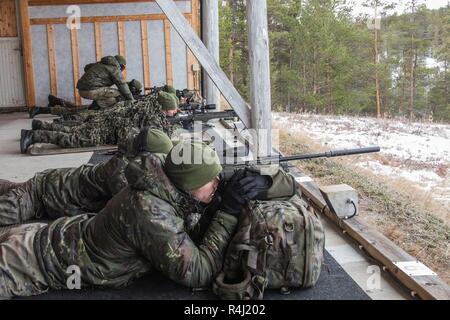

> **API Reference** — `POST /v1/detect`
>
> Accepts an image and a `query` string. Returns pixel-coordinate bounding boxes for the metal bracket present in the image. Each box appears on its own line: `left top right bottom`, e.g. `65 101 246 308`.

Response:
320 184 359 220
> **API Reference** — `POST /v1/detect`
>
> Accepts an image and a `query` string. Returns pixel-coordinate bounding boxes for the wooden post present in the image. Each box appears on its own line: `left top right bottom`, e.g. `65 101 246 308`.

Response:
70 25 81 105
201 0 220 108
46 24 57 96
140 20 151 90
246 0 272 157
163 19 174 86
94 22 103 61
19 0 36 107
154 0 251 128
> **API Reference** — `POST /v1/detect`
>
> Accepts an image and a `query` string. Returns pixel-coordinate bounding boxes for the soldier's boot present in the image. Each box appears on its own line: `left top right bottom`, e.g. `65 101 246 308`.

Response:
88 101 101 110
31 119 44 130
48 95 77 108
0 179 23 196
29 107 51 119
20 130 34 154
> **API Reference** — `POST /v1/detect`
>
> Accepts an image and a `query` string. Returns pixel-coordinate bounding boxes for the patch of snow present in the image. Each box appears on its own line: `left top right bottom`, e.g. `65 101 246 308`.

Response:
274 113 450 206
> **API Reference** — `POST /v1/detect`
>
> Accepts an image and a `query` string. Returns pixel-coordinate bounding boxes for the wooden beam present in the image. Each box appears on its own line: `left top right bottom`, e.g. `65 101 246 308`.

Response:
19 0 36 107
29 0 185 5
186 0 201 91
0 0 18 37
140 20 151 91
70 26 81 105
186 16 196 90
163 19 173 86
155 0 252 128
30 13 192 25
288 166 450 300
201 0 220 108
117 21 126 79
246 0 272 156
94 22 103 61
46 24 57 96
191 0 200 37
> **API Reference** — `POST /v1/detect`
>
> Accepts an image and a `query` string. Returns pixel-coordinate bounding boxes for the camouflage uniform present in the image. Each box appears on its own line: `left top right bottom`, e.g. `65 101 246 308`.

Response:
31 95 172 148
0 154 237 298
0 152 131 226
0 154 296 299
76 56 133 109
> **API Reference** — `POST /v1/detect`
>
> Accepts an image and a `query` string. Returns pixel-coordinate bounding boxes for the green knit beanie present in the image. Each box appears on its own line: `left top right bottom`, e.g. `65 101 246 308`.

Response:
115 55 127 66
128 79 142 92
158 91 178 110
144 128 173 154
164 140 223 192
132 127 174 155
164 85 177 95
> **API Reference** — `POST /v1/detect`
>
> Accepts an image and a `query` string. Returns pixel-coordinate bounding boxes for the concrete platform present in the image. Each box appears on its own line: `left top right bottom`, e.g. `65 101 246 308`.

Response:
0 112 92 181
0 112 410 299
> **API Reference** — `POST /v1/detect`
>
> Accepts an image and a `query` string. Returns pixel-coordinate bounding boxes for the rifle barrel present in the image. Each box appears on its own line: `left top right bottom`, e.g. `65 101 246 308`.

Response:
279 146 381 162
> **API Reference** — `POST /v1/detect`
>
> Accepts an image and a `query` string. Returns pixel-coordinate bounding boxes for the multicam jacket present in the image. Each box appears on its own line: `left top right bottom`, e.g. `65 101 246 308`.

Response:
34 154 238 290
76 56 133 100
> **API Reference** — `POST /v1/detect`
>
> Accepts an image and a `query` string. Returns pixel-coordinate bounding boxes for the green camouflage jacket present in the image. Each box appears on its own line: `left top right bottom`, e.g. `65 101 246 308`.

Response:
34 154 238 290
28 153 129 220
76 56 133 100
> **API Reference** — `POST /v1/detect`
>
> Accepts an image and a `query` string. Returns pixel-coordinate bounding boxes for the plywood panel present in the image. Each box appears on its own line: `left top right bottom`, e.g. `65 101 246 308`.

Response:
30 25 49 106
148 20 166 86
30 13 192 25
171 24 187 90
102 22 119 57
28 2 191 18
124 20 144 87
26 1 197 107
0 0 18 37
53 24 74 102
78 22 96 104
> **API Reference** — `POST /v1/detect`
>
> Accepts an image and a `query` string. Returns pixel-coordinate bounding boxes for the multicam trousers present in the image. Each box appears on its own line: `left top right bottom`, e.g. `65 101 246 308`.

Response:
79 87 121 109
0 223 49 299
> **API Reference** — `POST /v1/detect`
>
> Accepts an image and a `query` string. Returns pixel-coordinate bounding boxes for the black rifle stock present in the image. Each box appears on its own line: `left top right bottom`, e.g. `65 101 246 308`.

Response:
167 110 238 129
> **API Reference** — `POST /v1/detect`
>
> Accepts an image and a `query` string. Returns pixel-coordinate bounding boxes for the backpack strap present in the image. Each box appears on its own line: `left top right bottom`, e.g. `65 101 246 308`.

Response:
213 270 253 300
283 218 297 285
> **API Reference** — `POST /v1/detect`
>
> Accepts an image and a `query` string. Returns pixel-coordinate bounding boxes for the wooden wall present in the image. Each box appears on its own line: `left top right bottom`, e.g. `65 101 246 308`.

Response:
19 0 200 107
0 0 18 37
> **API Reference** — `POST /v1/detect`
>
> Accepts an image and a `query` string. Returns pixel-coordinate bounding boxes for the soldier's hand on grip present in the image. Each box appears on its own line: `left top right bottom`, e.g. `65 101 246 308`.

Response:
236 169 272 201
220 169 248 216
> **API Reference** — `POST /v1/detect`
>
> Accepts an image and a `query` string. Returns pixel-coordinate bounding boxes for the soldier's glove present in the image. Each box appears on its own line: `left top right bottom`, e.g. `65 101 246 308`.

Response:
237 169 273 201
133 127 150 154
220 169 248 216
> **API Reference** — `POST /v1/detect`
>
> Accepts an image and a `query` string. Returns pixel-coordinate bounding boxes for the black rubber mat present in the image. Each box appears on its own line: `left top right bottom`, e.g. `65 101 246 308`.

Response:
23 151 370 300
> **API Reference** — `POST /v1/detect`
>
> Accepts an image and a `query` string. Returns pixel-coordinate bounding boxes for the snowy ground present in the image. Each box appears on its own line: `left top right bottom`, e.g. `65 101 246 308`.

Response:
273 113 450 207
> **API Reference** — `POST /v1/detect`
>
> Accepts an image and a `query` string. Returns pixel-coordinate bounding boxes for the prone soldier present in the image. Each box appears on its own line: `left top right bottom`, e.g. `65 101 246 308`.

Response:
0 128 173 226
0 140 296 299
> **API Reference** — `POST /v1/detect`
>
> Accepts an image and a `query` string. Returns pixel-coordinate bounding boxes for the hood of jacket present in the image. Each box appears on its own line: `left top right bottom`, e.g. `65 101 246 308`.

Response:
101 56 121 68
124 153 197 219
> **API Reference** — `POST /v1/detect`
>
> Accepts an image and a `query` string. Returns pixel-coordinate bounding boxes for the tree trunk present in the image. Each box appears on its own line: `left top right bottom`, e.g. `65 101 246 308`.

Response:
374 27 382 118
409 33 416 120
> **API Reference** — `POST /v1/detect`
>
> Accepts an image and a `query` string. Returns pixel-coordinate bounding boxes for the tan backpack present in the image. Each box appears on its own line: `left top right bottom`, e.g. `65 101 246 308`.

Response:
213 194 325 300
